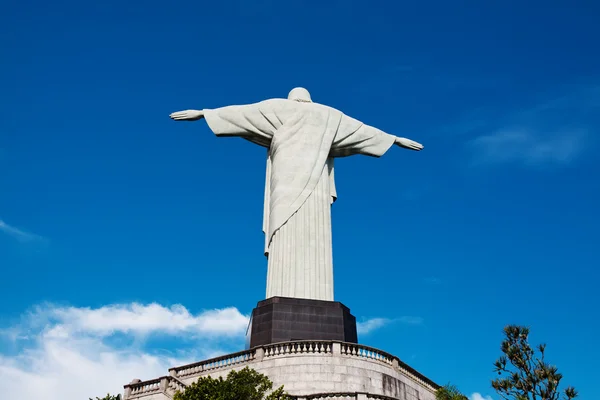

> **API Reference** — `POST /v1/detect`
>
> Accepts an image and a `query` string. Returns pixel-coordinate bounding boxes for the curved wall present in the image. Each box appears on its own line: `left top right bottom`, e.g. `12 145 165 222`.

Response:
125 341 438 400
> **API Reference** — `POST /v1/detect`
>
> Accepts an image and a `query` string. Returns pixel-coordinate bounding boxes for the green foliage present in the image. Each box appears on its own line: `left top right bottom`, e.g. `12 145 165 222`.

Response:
173 366 290 400
89 394 121 400
435 383 468 400
492 325 578 400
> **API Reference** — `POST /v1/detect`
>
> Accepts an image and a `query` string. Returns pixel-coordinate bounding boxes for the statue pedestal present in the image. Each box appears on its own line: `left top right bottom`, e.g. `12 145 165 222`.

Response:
247 296 358 348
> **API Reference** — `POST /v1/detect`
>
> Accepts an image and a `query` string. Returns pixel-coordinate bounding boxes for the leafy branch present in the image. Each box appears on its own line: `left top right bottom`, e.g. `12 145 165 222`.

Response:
492 325 577 400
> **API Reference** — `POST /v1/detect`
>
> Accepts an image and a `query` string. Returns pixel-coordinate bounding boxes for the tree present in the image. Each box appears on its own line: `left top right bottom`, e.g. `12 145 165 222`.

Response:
435 383 468 400
492 325 578 400
173 366 290 400
89 395 121 400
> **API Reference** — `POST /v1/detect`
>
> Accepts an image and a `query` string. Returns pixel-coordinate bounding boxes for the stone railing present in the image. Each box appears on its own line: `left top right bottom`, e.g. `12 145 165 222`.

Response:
124 340 438 399
340 343 394 366
293 393 357 400
125 377 164 398
338 343 434 390
395 358 437 391
170 348 257 378
264 340 333 357
165 376 187 397
290 394 405 400
366 394 415 400
125 376 187 399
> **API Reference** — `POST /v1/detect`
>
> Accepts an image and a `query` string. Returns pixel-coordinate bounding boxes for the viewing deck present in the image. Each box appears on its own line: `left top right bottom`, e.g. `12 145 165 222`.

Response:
123 340 439 400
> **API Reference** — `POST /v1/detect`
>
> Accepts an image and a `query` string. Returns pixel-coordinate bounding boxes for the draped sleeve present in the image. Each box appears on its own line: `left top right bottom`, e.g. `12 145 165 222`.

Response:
329 114 396 158
203 100 283 148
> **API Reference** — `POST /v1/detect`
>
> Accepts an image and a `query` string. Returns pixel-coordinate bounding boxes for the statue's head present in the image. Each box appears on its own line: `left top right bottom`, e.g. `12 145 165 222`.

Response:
288 87 312 103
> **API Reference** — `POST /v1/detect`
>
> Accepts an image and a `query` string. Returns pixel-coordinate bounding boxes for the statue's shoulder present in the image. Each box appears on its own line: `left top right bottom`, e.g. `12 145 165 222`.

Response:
256 98 293 111
259 99 343 118
260 98 288 106
317 103 343 115
258 98 320 110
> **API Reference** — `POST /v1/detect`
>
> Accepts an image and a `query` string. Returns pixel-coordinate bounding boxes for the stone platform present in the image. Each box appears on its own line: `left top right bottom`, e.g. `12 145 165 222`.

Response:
248 297 358 348
123 340 439 400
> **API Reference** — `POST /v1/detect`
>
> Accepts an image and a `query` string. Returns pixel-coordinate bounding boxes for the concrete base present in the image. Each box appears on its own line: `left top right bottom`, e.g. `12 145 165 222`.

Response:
247 296 358 348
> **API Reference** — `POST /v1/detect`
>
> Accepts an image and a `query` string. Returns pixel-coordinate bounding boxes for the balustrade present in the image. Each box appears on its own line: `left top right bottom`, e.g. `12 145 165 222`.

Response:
290 393 403 400
366 394 411 400
264 340 332 357
172 348 256 377
305 394 358 400
166 376 187 396
128 378 162 397
340 343 394 365
124 340 437 399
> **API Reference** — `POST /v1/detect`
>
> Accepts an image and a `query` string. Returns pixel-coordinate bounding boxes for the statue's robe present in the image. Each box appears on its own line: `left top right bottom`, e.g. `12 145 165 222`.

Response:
203 98 396 301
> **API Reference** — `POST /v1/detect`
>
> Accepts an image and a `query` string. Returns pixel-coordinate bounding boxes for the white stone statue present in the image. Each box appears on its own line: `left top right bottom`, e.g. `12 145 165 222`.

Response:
170 87 423 302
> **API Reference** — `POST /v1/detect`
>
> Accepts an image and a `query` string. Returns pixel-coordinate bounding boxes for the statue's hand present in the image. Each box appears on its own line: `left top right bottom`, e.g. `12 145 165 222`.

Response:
395 137 424 151
169 110 205 121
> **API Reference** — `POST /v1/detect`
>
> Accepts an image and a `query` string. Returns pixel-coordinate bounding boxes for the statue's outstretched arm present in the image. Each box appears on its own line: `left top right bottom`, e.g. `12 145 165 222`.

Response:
394 136 424 151
170 110 204 121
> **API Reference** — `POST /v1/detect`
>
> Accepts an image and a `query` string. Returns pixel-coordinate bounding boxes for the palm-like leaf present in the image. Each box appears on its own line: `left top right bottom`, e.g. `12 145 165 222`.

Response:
436 384 468 400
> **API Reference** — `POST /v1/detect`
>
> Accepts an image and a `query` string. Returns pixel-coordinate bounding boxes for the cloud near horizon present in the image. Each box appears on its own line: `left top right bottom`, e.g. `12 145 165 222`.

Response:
0 302 397 400
0 302 249 400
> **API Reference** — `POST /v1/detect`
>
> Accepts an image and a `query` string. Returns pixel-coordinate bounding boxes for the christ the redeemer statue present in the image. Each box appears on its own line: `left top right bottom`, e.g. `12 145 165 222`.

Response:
170 87 423 302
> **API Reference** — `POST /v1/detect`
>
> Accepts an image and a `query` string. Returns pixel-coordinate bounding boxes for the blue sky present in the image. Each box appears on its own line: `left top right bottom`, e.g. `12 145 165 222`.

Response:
1 0 599 399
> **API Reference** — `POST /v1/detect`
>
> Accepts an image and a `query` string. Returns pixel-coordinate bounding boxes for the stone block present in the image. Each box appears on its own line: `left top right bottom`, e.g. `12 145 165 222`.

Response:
248 297 358 348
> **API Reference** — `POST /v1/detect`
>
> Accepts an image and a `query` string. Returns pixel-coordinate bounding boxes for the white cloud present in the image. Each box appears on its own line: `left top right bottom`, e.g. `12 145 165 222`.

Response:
42 303 249 338
0 335 178 400
0 302 249 400
0 219 43 242
457 83 599 168
468 129 586 167
470 393 494 400
357 318 391 335
357 316 423 335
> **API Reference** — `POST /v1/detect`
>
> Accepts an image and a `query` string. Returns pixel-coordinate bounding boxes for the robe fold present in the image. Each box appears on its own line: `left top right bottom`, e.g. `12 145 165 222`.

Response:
203 98 396 301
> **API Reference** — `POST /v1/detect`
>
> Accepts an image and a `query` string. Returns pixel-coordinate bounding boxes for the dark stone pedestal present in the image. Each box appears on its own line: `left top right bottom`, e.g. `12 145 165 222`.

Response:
247 296 358 348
